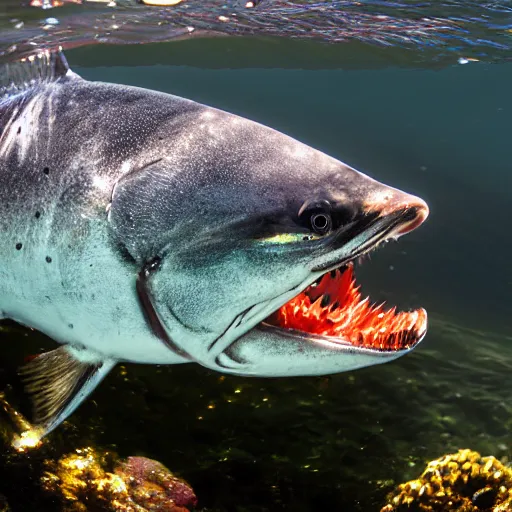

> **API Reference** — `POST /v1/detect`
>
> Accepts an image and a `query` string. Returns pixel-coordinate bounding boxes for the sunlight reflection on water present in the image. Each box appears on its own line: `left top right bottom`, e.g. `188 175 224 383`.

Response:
1 0 511 64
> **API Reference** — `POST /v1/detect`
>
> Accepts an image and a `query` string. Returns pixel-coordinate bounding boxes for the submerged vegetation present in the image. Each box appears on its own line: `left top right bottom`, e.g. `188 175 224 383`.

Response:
1 317 512 510
41 448 197 512
382 449 512 512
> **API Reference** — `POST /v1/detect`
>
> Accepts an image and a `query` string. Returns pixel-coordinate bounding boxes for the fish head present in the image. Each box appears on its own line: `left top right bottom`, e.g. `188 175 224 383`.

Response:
109 104 428 375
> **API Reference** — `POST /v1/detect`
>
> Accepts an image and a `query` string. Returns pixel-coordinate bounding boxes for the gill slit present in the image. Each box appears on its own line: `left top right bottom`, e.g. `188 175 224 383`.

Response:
136 257 192 361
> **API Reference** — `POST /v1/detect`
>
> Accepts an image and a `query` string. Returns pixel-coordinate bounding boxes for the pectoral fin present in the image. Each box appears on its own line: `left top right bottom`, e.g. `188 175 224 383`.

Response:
17 346 115 446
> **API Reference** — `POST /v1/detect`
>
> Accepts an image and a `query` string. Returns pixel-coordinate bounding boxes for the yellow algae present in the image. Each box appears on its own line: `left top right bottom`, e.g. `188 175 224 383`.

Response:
382 449 512 511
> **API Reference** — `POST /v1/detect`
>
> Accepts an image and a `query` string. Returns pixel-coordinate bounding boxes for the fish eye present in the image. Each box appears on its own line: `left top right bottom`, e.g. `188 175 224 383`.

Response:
311 212 331 234
298 199 333 236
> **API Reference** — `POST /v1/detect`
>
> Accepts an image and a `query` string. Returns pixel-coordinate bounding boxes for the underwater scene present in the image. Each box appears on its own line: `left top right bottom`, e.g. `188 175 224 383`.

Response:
0 1 511 511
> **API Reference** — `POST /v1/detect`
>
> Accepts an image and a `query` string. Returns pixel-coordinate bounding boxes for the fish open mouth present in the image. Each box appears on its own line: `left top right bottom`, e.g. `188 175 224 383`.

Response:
264 262 427 352
259 203 429 354
214 201 428 374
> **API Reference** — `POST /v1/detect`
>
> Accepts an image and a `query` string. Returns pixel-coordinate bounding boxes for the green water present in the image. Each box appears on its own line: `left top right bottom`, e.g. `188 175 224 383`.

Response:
1 6 512 512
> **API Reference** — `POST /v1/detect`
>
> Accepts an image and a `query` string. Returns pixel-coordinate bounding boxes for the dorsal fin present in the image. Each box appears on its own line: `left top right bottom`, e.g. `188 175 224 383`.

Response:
0 48 78 101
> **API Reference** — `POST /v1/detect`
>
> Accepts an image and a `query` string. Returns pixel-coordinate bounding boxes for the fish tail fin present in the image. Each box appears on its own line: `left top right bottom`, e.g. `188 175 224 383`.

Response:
14 346 115 449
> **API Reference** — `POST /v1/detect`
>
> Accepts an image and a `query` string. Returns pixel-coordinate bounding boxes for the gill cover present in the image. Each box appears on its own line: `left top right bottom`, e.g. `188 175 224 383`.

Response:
108 155 313 366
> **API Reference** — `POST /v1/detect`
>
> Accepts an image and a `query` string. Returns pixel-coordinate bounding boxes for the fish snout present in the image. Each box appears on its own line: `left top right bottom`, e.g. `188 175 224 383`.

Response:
363 187 429 237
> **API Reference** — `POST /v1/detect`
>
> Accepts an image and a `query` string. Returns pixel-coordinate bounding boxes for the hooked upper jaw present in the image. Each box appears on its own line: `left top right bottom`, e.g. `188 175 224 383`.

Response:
359 179 429 239
373 190 429 238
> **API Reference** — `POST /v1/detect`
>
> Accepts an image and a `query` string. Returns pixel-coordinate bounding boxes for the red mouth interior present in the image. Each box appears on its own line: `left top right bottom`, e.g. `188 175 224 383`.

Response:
266 263 426 351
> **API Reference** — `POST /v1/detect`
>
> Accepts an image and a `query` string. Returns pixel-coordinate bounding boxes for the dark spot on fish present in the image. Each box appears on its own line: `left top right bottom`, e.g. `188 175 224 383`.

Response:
15 243 22 250
35 211 41 219
45 256 52 263
16 126 21 135
43 167 50 175
332 301 340 309
89 264 93 267
68 323 74 329
330 270 337 279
